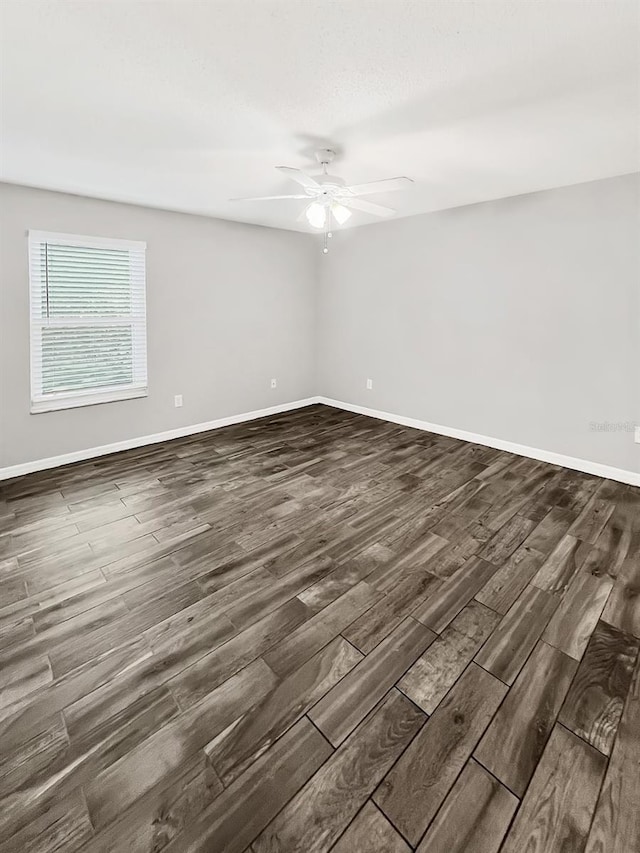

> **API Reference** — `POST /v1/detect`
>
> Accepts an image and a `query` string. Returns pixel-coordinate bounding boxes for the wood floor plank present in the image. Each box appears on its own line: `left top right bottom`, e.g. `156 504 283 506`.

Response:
308 616 436 747
144 569 269 649
331 801 411 853
551 471 601 514
84 657 274 830
121 578 203 623
0 578 27 607
0 788 93 853
167 597 311 709
416 759 518 853
296 559 372 612
531 534 591 593
30 571 116 633
342 569 440 652
0 712 69 802
477 514 536 565
500 724 607 853
366 532 449 592
542 568 613 659
423 536 483 580
47 648 180 751
584 653 640 853
412 556 499 634
373 663 507 846
75 751 222 853
558 620 639 755
474 543 545 614
601 555 640 638
521 506 576 556
162 717 333 853
253 690 426 853
2 685 194 840
0 653 52 710
9 696 175 839
142 597 238 672
1 594 128 669
0 616 35 652
48 609 143 678
474 640 578 795
474 584 558 684
205 635 362 785
0 636 152 746
581 493 640 582
580 507 638 581
263 580 382 677
223 557 336 630
65 680 179 750
568 495 615 544
398 601 499 713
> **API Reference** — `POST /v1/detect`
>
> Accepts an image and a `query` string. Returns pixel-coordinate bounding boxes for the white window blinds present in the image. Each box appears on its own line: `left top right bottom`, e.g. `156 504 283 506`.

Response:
29 231 147 413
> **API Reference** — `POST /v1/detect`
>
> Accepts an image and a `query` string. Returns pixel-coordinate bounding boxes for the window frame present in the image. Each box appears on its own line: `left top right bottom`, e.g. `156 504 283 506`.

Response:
28 230 148 414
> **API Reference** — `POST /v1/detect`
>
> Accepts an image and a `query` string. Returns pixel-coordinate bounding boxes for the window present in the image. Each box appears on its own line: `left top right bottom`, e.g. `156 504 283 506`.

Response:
29 231 147 413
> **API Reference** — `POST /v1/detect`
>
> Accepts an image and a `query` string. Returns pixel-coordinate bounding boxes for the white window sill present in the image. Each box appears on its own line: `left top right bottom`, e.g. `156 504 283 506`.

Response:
31 386 147 414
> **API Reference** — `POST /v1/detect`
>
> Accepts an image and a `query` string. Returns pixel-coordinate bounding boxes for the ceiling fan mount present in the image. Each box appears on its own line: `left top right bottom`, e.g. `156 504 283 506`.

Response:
315 148 336 167
231 147 414 249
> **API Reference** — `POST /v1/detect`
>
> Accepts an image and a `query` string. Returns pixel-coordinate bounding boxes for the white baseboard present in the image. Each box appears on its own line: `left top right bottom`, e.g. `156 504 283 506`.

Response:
318 397 640 488
3 395 638 488
0 397 321 481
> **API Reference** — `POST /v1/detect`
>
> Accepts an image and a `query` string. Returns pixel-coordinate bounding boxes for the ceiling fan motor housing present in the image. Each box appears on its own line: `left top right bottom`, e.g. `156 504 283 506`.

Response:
314 174 347 190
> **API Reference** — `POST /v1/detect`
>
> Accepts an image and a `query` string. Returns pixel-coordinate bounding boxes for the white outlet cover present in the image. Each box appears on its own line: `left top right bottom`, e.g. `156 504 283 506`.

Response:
366 379 373 390
271 378 277 389
174 394 183 407
635 426 640 445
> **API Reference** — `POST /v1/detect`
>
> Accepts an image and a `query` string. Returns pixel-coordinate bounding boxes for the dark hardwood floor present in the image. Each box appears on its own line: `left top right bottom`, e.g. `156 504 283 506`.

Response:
0 403 638 853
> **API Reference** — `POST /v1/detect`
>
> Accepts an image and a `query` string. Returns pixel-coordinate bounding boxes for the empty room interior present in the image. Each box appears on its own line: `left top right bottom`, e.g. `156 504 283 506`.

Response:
1 2 640 852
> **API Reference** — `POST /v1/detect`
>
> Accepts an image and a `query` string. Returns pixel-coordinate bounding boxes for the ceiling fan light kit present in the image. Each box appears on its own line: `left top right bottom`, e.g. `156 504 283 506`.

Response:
330 202 351 225
231 148 414 253
305 201 327 229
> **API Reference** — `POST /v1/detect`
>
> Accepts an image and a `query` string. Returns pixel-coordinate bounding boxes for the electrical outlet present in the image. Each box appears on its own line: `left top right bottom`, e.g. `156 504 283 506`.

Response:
271 378 277 389
635 426 640 445
366 378 373 390
174 394 183 408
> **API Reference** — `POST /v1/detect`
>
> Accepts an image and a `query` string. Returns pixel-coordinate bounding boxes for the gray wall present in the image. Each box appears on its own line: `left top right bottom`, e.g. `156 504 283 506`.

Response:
317 174 640 473
0 183 317 468
3 175 638 475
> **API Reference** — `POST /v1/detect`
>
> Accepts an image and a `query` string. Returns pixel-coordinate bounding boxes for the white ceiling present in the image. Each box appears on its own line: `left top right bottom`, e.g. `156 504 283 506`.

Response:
1 1 638 232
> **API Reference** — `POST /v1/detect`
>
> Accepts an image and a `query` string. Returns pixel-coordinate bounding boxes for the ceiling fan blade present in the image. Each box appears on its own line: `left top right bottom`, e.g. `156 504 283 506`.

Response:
345 198 396 217
275 166 321 188
230 194 309 201
344 176 413 196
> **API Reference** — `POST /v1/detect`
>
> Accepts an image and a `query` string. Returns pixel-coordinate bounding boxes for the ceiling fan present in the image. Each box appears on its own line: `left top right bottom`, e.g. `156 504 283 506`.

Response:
231 149 413 235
